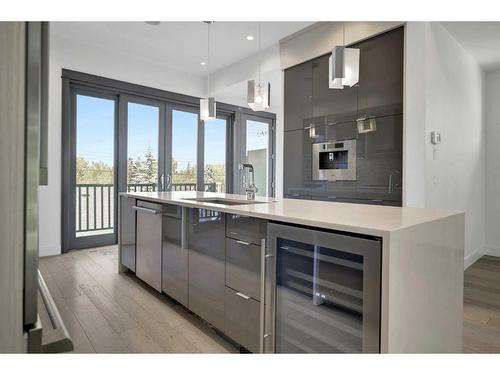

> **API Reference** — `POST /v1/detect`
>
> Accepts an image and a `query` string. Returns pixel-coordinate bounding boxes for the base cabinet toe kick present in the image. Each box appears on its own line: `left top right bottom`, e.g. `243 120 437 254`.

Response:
118 195 464 353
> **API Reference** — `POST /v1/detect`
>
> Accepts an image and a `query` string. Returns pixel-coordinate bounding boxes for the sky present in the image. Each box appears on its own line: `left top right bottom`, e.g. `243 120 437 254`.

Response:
76 94 268 174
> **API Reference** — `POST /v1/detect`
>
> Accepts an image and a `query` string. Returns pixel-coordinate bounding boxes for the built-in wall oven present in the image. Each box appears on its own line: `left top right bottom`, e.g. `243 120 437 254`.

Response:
312 139 356 181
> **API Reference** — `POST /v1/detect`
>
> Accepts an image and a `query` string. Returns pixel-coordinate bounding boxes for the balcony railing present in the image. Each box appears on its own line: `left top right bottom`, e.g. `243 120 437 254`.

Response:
75 182 219 235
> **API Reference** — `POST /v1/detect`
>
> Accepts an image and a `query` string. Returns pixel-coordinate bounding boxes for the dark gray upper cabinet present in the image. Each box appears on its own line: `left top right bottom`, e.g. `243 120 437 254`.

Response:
312 54 358 124
283 129 311 198
187 208 225 331
356 27 404 119
284 60 313 131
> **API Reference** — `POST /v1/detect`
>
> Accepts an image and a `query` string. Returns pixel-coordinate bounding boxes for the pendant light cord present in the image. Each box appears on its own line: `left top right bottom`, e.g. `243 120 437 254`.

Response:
258 21 261 85
207 21 211 96
342 22 345 46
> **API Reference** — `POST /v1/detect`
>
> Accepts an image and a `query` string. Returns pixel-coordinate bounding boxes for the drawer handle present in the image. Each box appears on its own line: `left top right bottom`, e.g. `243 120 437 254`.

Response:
236 292 251 300
133 206 160 215
236 240 251 246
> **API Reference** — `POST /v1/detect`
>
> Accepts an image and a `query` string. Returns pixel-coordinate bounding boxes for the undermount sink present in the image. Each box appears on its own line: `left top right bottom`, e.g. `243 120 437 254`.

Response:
181 197 267 206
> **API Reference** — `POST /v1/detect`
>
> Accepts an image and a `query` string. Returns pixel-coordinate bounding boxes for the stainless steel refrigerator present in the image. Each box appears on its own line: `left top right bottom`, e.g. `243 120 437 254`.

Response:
0 21 72 353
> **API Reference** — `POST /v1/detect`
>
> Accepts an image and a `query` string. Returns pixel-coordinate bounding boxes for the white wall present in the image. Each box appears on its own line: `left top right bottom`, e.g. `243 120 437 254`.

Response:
405 22 485 267
39 28 205 257
485 69 500 256
209 46 284 198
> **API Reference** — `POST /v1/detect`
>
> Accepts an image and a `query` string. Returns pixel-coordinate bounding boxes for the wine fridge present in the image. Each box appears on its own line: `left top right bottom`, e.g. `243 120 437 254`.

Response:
264 223 381 353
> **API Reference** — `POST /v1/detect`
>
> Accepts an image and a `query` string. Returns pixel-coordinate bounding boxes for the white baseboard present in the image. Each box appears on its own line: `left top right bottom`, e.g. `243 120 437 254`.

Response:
39 244 61 258
483 246 500 258
464 246 485 269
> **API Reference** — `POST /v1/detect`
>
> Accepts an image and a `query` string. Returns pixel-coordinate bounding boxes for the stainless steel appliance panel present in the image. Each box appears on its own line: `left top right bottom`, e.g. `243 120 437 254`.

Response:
266 222 381 353
119 196 136 271
224 286 260 353
226 214 267 246
162 206 188 306
188 208 225 331
312 139 357 181
225 238 261 301
135 200 163 292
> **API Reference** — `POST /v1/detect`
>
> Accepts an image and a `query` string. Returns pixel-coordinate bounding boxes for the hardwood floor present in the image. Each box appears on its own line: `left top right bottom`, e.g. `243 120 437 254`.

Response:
40 247 500 353
464 255 500 353
39 246 238 353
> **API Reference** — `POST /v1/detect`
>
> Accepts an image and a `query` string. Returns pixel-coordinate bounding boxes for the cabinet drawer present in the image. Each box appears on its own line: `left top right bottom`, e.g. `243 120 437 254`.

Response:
226 214 267 245
224 287 260 353
226 238 261 301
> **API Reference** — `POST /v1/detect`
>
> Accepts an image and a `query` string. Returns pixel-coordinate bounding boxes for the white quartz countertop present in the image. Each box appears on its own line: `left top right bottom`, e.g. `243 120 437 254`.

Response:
120 191 462 237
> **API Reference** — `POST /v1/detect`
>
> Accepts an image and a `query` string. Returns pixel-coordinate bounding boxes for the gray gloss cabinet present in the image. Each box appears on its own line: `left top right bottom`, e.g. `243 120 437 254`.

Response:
188 208 225 331
284 60 313 131
225 238 261 301
312 54 357 123
224 287 260 353
356 27 404 119
120 196 136 271
162 206 188 306
135 200 163 292
226 214 267 246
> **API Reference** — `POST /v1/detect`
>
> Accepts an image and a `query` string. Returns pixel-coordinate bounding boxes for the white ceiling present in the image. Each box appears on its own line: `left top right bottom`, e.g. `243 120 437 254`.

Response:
442 22 500 71
51 22 313 76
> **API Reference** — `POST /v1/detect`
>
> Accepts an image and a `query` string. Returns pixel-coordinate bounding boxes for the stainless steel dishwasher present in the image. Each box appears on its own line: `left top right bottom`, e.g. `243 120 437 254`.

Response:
134 200 163 292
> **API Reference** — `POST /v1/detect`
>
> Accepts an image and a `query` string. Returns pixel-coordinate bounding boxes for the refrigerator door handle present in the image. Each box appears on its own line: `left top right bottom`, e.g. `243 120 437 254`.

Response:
34 271 73 353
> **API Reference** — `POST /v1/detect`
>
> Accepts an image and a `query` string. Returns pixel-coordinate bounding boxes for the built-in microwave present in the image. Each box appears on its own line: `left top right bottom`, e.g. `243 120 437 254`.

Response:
312 139 356 181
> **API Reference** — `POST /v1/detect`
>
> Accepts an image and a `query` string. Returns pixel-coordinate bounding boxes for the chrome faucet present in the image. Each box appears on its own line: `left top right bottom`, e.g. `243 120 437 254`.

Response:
240 163 258 200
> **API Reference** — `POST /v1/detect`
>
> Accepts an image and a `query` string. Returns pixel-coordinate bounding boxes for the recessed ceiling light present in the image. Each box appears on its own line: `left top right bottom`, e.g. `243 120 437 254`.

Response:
246 35 254 41
145 21 161 26
200 61 207 66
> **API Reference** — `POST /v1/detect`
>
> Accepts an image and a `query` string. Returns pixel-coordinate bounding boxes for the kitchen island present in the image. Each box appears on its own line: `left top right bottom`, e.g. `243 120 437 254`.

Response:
118 191 464 353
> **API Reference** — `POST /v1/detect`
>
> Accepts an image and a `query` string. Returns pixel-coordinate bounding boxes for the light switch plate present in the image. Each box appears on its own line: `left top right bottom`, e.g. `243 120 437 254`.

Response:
431 131 441 145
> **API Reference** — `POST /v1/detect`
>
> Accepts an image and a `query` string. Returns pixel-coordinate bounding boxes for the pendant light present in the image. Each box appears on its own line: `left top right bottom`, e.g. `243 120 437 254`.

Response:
329 23 360 89
248 22 270 111
200 21 216 122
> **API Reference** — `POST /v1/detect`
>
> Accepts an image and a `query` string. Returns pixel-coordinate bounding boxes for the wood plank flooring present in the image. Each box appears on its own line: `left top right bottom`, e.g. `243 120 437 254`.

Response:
40 247 500 353
39 246 238 353
464 255 500 353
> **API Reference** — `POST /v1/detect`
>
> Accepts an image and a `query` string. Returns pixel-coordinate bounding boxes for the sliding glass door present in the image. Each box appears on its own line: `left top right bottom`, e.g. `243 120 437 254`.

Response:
203 116 228 193
125 98 163 193
69 89 118 249
62 74 274 252
235 113 275 197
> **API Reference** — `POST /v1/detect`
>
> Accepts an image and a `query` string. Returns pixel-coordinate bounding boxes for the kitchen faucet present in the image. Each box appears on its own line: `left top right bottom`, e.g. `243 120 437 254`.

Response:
240 163 258 200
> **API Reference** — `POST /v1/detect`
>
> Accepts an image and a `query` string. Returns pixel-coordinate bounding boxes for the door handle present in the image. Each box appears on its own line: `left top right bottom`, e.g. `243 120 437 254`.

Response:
236 240 251 246
132 206 160 215
236 292 251 300
160 173 165 191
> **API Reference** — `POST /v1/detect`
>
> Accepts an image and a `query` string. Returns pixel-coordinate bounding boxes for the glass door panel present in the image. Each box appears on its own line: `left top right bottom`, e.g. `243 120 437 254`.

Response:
267 223 381 353
126 102 160 192
171 109 198 191
245 120 269 197
74 94 116 243
275 238 364 353
204 118 227 193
